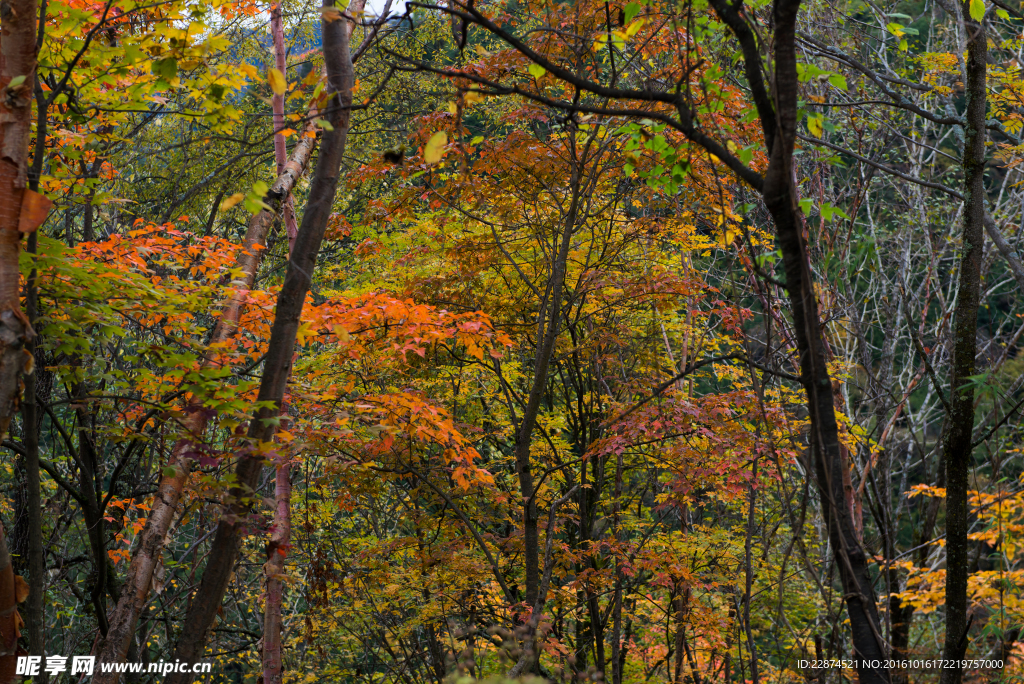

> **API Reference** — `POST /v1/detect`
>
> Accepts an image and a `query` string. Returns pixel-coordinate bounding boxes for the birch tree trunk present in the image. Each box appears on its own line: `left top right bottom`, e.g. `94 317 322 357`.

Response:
0 0 42 441
0 2 41 679
262 6 296 683
271 1 299 252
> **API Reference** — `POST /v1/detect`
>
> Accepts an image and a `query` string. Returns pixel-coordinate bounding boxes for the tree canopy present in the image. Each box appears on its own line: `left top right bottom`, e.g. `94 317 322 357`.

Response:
3 0 1024 682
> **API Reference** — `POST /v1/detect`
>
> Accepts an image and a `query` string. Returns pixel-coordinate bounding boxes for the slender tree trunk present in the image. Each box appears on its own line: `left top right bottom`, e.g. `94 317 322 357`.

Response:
92 103 322 684
22 38 48 674
939 4 987 683
0 525 19 684
757 1 890 681
0 0 42 444
163 3 359 679
261 8 296 684
270 2 299 252
20 233 44 682
262 455 292 684
743 454 759 684
610 452 623 684
514 166 582 610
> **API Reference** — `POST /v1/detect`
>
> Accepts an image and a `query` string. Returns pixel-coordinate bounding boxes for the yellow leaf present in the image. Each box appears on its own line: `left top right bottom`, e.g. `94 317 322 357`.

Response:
424 131 447 164
807 115 823 138
465 90 485 105
720 228 738 248
220 193 245 211
268 68 286 96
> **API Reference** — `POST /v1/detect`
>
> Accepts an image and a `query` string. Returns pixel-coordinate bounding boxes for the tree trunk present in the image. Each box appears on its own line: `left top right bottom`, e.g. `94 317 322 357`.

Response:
261 8 296 684
939 4 987 683
758 1 889 681
0 0 41 444
92 97 323 684
163 2 359 679
0 525 19 684
23 46 48 678
270 2 299 252
514 164 582 611
261 456 292 684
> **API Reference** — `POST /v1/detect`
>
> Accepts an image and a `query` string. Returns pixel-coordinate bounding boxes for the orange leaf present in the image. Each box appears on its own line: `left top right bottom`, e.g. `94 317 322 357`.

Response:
18 189 53 233
14 576 28 603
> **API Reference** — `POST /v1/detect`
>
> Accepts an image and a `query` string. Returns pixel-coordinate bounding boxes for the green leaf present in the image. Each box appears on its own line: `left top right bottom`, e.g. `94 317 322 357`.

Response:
7 75 26 89
819 203 851 222
828 73 847 90
625 2 642 22
970 0 985 22
799 198 814 214
152 57 178 80
997 7 1010 18
528 63 546 79
313 118 334 131
243 196 272 214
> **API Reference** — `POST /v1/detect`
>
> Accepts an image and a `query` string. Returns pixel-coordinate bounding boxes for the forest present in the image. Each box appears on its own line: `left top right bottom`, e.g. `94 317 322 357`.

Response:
0 0 1023 681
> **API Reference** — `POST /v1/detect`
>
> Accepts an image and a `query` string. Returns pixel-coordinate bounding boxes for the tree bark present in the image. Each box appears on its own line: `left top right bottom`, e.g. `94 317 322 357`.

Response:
262 457 292 684
514 163 582 611
0 525 19 684
757 0 890 681
270 2 299 252
92 95 323 684
0 0 41 444
261 8 296 684
939 4 987 683
163 2 359 679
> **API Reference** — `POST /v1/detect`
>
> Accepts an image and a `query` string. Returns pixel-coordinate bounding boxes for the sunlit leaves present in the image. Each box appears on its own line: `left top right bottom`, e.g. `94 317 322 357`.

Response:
423 131 448 163
268 68 287 96
970 0 986 22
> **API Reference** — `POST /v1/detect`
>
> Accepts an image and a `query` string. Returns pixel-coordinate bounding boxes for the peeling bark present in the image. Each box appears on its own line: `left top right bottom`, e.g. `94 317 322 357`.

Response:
0 0 42 443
